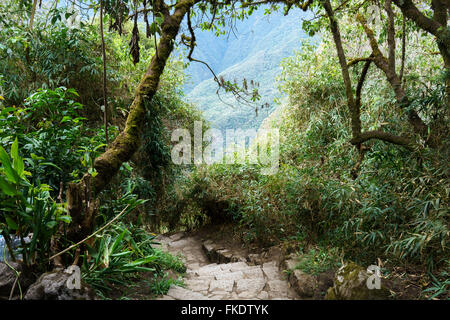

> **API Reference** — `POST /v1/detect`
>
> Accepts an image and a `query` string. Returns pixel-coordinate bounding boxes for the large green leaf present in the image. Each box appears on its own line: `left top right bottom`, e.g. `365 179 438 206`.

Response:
13 154 25 178
0 145 20 183
10 137 19 162
0 176 16 196
57 215 72 224
5 216 18 230
110 229 127 254
123 256 158 268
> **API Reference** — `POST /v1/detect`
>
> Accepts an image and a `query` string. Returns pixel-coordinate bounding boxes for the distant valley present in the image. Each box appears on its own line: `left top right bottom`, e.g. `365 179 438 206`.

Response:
182 8 312 130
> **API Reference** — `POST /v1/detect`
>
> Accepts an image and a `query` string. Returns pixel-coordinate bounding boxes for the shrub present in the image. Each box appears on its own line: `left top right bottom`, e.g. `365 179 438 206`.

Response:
0 138 71 270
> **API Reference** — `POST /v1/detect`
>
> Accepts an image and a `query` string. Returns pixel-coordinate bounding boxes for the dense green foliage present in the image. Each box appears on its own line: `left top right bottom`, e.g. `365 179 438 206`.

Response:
0 138 70 270
0 1 199 297
0 0 448 301
81 219 185 298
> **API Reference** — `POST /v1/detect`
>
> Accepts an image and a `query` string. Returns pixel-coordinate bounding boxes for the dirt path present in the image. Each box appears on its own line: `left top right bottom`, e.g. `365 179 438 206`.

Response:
154 232 298 300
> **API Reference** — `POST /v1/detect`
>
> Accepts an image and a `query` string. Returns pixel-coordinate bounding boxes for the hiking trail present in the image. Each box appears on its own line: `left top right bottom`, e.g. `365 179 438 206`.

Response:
154 231 299 300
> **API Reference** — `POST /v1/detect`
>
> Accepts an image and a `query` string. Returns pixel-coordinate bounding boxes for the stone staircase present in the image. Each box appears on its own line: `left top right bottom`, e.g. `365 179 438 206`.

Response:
155 232 298 300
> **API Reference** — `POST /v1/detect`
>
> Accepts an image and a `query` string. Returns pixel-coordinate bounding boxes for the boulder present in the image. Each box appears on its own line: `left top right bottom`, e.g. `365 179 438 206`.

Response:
325 262 391 300
282 254 337 299
0 262 35 299
24 268 96 300
314 270 335 299
290 269 317 298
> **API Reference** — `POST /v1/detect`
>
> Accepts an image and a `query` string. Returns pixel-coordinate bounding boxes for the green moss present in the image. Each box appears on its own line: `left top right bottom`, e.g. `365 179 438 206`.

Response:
325 287 337 300
325 262 391 300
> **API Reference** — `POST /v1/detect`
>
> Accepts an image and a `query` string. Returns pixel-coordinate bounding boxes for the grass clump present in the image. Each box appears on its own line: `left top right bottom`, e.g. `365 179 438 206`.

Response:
295 247 342 276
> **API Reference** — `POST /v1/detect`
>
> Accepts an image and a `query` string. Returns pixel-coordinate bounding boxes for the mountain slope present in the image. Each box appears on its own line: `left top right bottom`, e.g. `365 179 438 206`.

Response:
184 8 312 130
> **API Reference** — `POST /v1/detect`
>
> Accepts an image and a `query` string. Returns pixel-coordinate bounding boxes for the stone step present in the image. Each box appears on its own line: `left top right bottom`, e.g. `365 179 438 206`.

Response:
166 286 209 300
156 233 299 300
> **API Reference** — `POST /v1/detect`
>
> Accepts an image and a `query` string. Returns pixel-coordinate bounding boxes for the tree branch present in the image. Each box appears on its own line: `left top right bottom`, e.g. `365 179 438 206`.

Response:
392 0 443 36
392 0 449 69
184 7 262 108
347 56 374 67
356 57 372 110
65 0 198 246
350 130 415 150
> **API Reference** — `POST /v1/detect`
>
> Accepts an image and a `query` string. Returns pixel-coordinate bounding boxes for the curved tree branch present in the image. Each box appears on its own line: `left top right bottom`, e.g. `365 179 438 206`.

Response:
347 56 374 67
184 8 263 108
392 0 443 36
350 130 415 150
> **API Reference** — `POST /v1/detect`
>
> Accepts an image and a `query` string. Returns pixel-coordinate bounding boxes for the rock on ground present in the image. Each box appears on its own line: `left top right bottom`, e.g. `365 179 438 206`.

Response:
325 262 391 300
24 268 96 300
0 262 35 299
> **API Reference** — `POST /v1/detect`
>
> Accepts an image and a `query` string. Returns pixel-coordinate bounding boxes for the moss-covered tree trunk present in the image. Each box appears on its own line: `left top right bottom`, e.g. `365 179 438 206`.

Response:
65 0 195 245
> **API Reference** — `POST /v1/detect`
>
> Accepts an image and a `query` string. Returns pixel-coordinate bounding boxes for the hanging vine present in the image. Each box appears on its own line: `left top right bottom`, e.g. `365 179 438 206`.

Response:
129 0 140 65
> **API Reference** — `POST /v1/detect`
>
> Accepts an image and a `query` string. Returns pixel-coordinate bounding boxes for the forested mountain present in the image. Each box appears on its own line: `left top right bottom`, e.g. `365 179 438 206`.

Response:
184 7 312 130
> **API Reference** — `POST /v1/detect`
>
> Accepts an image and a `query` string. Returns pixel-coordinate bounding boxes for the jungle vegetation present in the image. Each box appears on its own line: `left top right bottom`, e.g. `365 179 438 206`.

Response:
0 0 448 299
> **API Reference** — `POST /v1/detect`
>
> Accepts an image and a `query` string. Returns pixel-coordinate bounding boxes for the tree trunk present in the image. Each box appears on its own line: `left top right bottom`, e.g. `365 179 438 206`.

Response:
64 0 193 244
393 0 450 110
30 0 38 31
100 0 109 146
321 0 361 141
